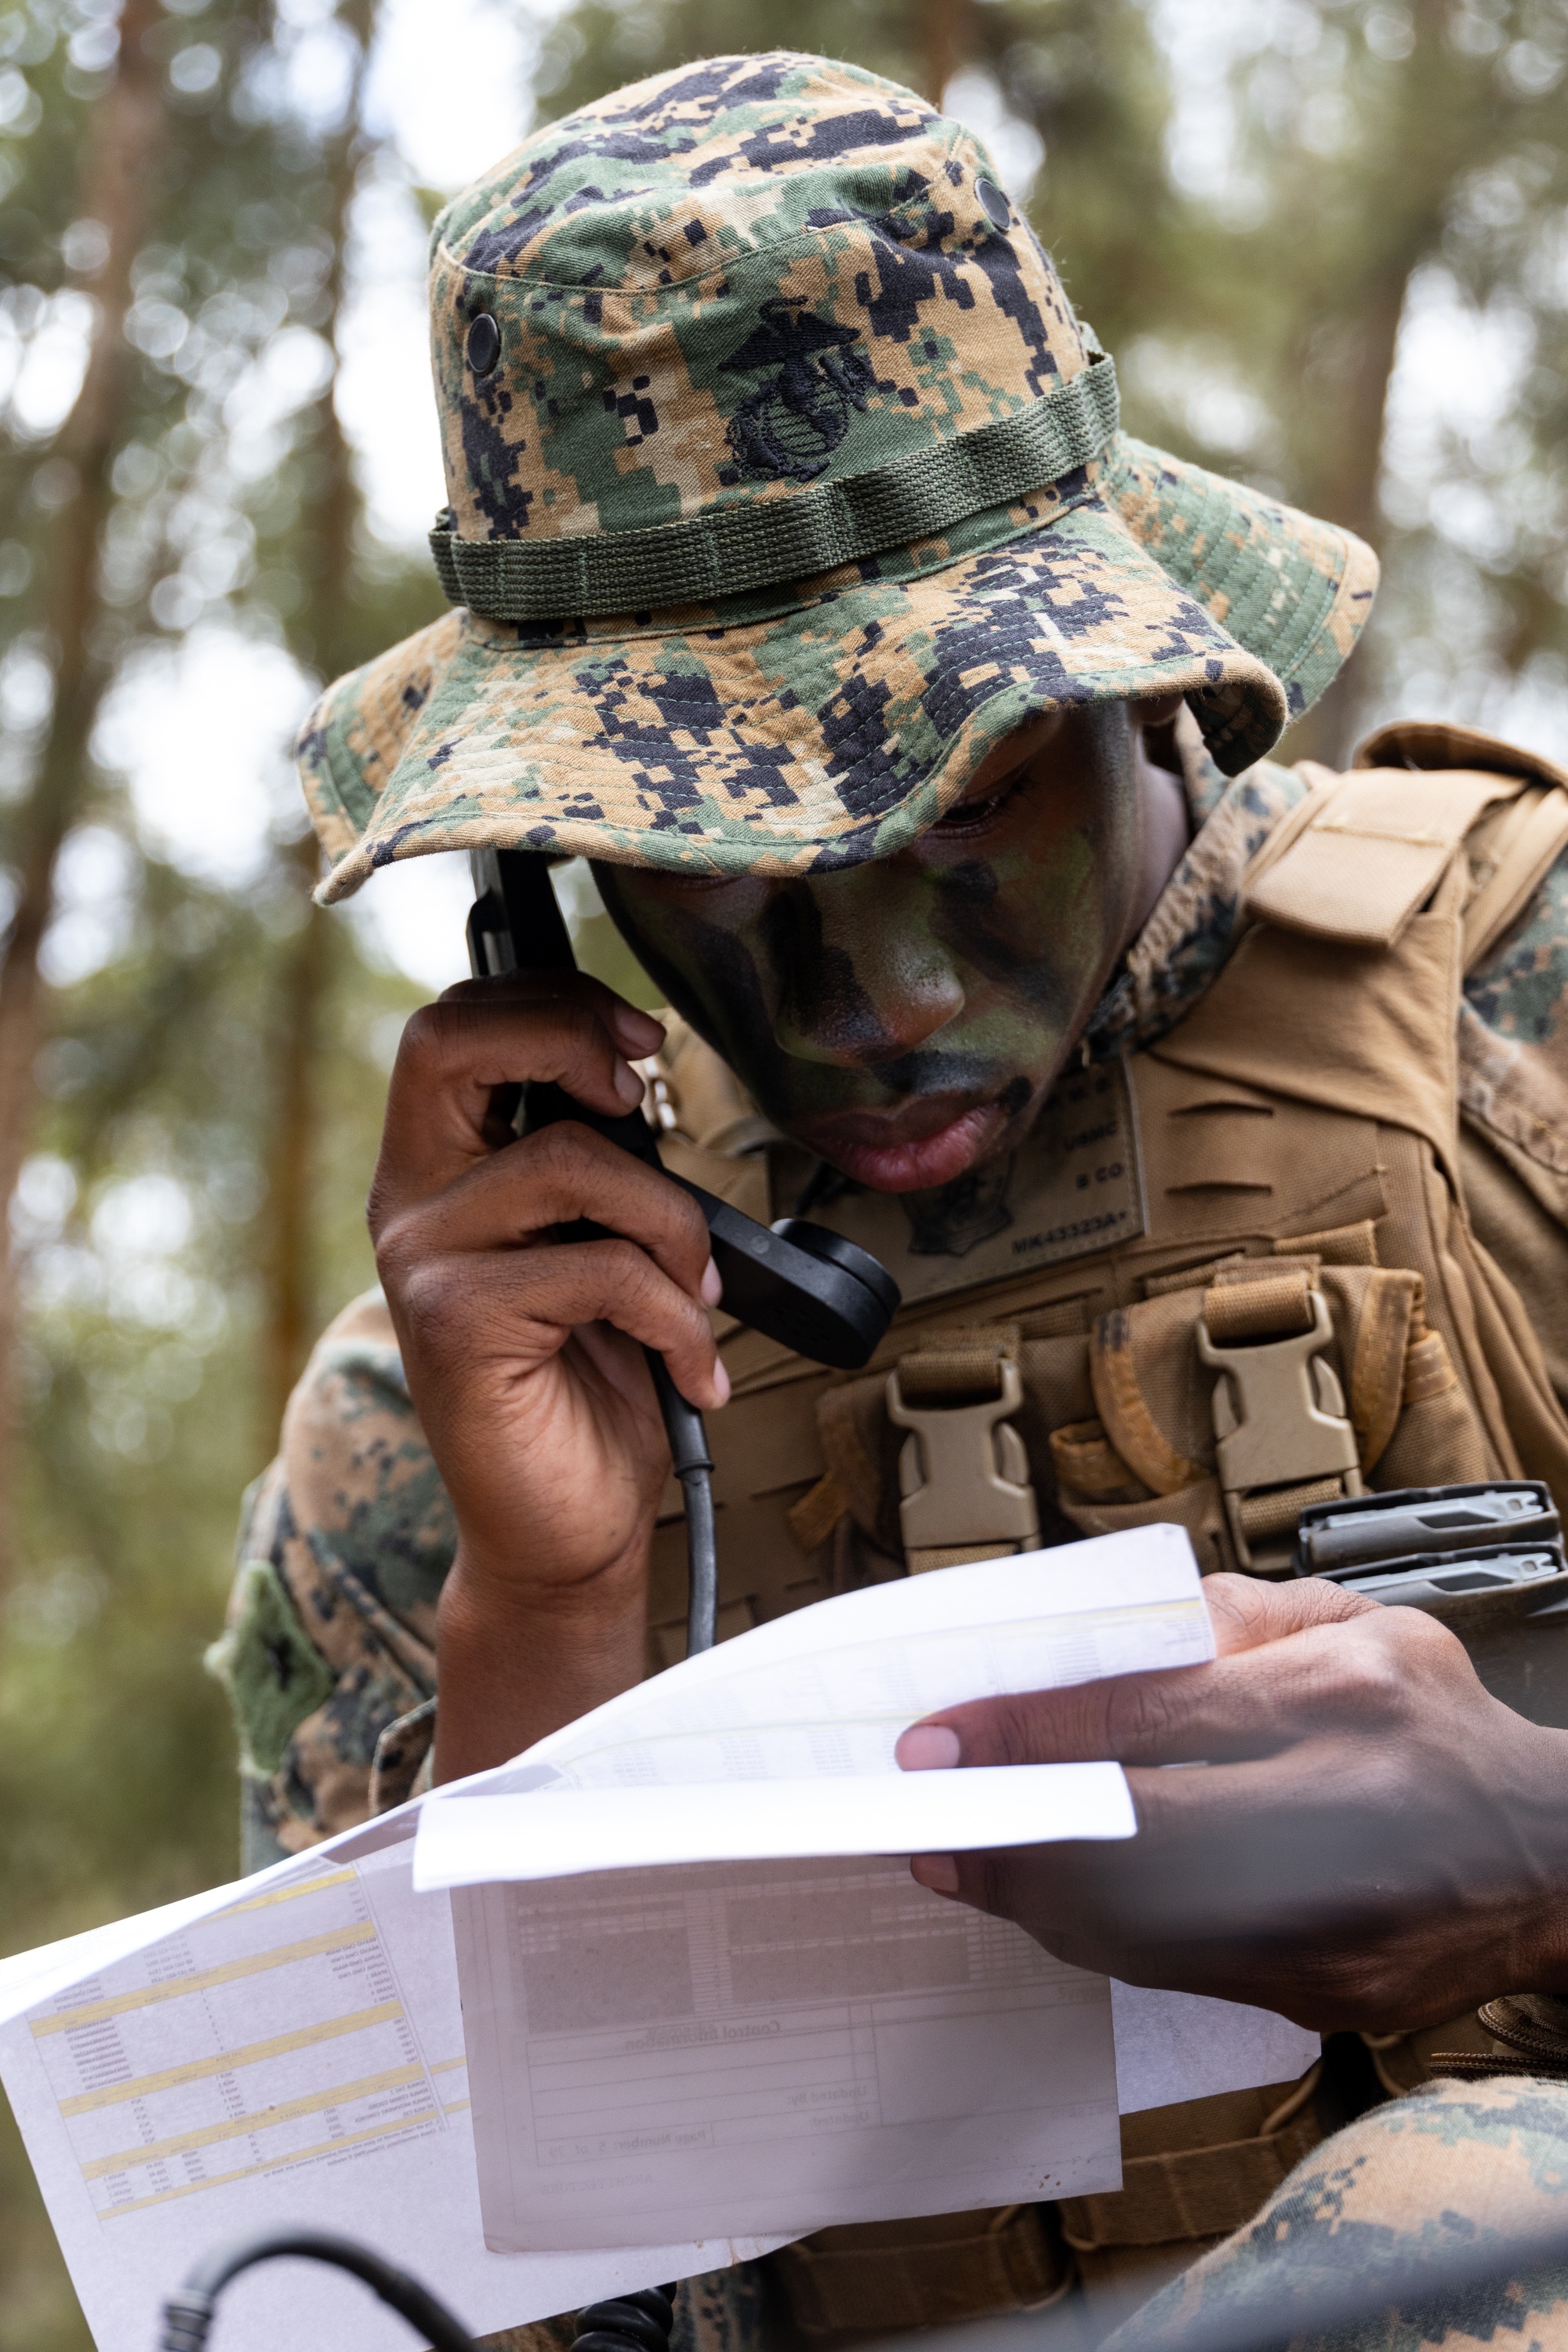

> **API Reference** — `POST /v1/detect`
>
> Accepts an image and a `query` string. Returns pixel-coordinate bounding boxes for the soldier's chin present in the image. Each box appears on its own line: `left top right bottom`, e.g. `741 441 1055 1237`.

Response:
804 1102 1005 1193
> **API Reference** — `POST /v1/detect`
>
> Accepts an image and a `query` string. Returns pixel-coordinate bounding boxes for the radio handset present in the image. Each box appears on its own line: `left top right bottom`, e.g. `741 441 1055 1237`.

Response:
464 848 900 1655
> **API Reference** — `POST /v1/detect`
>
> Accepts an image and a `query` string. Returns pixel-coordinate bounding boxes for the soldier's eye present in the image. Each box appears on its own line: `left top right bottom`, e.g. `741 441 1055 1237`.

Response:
932 771 1025 832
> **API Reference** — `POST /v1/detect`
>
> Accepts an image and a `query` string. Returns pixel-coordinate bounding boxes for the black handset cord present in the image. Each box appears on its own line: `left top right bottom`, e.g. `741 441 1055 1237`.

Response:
158 2227 677 2352
464 850 718 1658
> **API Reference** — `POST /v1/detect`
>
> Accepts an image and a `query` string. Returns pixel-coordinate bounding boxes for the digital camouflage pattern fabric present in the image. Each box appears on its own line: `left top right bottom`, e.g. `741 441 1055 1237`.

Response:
1108 2074 1568 2352
296 51 1377 902
208 1290 446 1864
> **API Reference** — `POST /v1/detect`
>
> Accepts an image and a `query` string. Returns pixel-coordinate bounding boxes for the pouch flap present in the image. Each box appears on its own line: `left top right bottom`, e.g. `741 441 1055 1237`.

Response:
1353 719 1568 790
1244 768 1521 949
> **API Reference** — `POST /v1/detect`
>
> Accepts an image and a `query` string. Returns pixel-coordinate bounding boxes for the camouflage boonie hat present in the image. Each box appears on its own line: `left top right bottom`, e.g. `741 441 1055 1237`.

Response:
300 51 1378 902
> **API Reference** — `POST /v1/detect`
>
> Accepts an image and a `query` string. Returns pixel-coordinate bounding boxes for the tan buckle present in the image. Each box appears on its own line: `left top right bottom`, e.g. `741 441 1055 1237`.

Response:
1196 1290 1363 1567
886 1358 1040 1571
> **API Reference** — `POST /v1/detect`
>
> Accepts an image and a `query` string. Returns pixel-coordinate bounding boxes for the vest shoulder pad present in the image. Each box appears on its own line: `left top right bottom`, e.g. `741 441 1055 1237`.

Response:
1245 724 1568 957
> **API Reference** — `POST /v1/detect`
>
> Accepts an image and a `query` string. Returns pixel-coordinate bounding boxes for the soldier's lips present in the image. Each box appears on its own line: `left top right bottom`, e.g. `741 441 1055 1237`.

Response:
798 1100 1005 1192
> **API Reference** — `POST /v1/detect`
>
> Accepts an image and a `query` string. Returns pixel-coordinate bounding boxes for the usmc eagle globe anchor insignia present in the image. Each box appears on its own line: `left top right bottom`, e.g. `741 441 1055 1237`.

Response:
720 298 877 484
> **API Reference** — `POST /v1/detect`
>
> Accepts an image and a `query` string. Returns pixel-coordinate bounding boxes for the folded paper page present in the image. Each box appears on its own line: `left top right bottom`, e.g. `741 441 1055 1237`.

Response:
414 1764 1134 1889
500 1520 1214 1795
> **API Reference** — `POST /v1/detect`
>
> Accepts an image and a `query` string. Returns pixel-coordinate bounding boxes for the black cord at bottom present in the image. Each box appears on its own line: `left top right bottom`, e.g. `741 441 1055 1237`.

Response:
160 2232 680 2352
575 2283 679 2352
159 2229 476 2352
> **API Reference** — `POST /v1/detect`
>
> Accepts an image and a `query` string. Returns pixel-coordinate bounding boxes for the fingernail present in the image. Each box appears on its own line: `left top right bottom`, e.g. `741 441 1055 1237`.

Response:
711 1358 731 1406
611 1005 664 1051
896 1724 961 1772
612 1058 644 1107
911 1854 960 1896
701 1256 723 1307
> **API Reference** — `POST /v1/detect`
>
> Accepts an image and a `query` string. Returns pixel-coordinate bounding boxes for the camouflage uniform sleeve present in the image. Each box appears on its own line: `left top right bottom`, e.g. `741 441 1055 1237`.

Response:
1105 2074 1568 2351
1461 844 1568 1226
207 1288 455 1872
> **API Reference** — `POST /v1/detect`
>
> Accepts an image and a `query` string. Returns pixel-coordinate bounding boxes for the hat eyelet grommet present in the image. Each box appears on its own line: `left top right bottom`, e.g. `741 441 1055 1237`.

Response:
977 178 1011 230
466 311 501 376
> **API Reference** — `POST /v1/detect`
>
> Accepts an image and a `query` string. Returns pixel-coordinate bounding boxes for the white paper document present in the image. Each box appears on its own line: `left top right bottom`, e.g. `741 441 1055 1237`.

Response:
415 1530 1312 2253
0 1526 1317 2351
415 1764 1133 1886
426 1523 1219 1811
456 1853 1125 2252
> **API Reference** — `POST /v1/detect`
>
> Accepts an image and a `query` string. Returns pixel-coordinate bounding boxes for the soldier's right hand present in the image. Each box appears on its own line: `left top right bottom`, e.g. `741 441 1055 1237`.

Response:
367 975 726 1769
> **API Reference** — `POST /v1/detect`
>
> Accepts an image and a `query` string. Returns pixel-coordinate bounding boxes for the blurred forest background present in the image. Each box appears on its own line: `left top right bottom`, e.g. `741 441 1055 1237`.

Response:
4 0 1568 2336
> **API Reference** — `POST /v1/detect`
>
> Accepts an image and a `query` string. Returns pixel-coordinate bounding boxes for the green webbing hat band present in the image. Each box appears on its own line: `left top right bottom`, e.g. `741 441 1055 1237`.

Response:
430 350 1120 621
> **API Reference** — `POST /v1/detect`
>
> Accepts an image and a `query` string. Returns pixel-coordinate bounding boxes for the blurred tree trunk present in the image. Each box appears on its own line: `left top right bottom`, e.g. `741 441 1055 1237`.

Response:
918 0 972 105
1282 0 1489 762
1283 256 1411 764
0 0 165 1577
257 0 376 1451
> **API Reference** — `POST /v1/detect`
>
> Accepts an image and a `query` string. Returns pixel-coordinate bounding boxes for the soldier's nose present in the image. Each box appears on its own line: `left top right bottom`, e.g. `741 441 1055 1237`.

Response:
766 871 965 1067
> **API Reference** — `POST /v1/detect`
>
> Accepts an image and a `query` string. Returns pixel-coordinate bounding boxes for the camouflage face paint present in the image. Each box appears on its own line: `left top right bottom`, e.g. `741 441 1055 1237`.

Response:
595 705 1151 1192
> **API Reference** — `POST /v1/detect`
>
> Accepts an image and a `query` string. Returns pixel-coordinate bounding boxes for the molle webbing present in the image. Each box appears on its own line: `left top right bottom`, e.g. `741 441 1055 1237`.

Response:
429 357 1120 619
895 1332 1023 1408
1058 2078 1322 2252
768 2202 1069 2336
1203 1268 1315 1343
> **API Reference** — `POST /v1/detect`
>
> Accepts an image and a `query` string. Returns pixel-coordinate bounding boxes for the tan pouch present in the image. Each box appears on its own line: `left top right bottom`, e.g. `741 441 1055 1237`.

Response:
767 2203 1069 2336
1054 1471 1235 1575
814 1260 1492 1576
1064 1262 1490 1570
885 1326 1041 1571
812 1327 1094 1566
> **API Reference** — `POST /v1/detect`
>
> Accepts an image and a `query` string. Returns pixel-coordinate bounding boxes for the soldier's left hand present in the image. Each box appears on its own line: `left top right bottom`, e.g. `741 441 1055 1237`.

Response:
895 1573 1568 2031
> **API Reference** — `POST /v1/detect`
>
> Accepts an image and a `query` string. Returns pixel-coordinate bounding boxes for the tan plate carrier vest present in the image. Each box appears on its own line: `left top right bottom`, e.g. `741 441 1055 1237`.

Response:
639 731 1568 2335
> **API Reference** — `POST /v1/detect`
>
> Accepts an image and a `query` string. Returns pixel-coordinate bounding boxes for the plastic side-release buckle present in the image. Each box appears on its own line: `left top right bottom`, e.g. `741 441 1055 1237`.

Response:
886 1356 1041 1574
1196 1289 1363 1570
